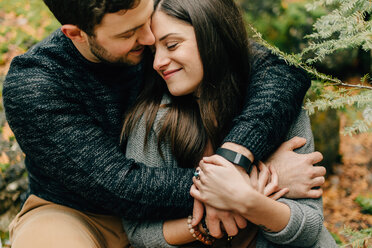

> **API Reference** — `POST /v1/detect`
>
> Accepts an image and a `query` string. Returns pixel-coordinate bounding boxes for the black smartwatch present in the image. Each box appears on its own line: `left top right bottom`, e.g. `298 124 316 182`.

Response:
216 147 253 173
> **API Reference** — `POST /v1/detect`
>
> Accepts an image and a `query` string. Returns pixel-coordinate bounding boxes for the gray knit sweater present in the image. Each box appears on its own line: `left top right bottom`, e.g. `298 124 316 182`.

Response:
3 29 310 219
123 96 337 248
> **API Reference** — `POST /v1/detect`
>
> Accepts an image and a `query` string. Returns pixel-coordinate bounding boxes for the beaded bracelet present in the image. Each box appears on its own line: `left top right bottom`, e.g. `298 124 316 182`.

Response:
187 215 215 246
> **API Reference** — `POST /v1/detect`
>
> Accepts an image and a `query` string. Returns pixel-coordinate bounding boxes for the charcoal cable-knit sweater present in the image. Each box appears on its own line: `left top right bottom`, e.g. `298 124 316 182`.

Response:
3 29 310 220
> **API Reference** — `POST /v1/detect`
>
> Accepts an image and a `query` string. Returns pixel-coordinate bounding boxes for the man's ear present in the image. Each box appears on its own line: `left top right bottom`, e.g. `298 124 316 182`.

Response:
61 25 87 43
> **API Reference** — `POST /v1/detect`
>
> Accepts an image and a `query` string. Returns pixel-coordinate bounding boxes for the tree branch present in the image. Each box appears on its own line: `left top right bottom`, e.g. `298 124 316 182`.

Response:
247 25 372 91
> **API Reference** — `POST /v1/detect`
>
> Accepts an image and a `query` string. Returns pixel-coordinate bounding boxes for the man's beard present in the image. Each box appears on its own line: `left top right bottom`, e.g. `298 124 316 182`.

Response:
87 36 142 66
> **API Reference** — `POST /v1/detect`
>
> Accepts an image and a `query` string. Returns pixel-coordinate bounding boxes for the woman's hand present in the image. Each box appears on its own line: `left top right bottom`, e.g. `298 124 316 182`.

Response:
190 155 254 211
249 162 289 200
190 155 291 233
190 156 287 211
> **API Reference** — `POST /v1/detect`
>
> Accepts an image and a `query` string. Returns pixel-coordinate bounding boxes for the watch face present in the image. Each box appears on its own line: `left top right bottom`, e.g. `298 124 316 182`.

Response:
233 153 243 164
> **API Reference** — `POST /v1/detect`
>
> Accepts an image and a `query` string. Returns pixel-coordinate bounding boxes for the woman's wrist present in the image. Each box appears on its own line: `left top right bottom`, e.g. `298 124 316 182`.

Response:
187 215 215 245
163 218 196 245
232 187 260 216
233 191 291 233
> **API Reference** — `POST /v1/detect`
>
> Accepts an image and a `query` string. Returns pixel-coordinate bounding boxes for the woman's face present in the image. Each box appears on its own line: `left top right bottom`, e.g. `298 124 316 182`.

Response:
151 11 204 96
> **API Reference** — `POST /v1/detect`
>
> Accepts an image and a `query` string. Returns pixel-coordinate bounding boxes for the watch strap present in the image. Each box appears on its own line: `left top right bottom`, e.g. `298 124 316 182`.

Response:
216 147 252 173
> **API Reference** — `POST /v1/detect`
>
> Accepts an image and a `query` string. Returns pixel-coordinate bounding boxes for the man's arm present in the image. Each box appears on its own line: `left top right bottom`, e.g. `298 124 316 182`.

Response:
223 42 311 161
3 57 194 220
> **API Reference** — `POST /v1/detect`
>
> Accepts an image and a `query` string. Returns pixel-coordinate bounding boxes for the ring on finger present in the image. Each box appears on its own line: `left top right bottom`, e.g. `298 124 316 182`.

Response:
194 169 200 180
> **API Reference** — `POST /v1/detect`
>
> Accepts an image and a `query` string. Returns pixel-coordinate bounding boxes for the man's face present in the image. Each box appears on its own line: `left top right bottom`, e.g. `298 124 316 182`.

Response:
87 0 155 66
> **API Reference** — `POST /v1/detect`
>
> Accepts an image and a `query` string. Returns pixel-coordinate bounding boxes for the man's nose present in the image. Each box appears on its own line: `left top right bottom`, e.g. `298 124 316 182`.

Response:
137 22 155 46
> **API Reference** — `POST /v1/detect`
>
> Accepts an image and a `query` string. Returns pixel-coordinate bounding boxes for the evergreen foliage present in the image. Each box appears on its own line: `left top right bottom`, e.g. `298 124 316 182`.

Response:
248 0 372 135
355 195 372 214
341 227 372 247
303 0 372 64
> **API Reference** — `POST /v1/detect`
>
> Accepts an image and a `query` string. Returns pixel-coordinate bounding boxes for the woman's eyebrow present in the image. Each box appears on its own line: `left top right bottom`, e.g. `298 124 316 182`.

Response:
159 33 180 41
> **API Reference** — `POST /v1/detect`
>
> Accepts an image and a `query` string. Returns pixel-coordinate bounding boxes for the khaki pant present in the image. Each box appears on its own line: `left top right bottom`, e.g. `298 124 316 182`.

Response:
9 195 130 248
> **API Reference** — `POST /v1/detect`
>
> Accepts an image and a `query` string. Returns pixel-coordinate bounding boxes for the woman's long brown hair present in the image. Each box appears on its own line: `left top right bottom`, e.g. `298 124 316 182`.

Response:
121 0 251 168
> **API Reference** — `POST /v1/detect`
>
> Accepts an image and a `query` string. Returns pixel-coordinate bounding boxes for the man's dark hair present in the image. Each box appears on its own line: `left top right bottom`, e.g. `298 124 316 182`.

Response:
43 0 140 35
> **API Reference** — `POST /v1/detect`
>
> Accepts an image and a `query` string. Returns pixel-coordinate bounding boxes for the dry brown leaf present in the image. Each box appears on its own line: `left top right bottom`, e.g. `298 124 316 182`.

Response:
0 152 10 164
1 123 14 141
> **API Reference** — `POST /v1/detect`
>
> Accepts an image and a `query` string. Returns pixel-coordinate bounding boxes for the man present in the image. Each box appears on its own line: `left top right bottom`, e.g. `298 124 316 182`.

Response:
3 0 326 247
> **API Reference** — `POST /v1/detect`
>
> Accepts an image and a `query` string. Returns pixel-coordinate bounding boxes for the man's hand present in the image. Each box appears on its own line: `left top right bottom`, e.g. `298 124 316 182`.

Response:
192 191 248 239
249 162 289 200
191 197 247 238
265 137 326 199
204 204 247 238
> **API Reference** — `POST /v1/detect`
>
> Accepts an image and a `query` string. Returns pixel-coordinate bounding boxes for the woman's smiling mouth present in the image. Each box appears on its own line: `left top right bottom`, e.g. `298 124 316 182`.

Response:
162 68 183 80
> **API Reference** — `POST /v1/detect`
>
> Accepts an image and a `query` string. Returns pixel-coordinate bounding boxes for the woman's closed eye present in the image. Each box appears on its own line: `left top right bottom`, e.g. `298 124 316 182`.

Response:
166 42 179 50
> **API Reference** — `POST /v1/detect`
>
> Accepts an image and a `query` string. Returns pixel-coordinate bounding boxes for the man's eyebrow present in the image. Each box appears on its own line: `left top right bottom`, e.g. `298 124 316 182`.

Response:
114 24 144 37
159 33 180 41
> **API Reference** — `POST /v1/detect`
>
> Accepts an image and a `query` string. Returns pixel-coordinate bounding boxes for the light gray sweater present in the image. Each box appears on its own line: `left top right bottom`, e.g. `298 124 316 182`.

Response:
123 96 337 248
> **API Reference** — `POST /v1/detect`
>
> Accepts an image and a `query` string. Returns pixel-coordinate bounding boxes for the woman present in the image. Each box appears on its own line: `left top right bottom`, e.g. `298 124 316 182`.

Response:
121 0 337 247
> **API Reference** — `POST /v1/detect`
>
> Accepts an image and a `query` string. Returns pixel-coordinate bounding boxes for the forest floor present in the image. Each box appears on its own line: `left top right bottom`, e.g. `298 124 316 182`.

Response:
322 115 372 247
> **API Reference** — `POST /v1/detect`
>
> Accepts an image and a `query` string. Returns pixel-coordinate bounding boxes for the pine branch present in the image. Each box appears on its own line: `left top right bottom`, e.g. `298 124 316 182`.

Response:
305 90 372 114
247 0 372 133
247 24 372 90
343 119 372 135
341 227 372 248
301 0 372 64
340 237 371 248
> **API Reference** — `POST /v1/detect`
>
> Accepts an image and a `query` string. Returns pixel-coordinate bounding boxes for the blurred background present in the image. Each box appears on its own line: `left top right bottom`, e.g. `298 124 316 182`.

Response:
0 0 371 247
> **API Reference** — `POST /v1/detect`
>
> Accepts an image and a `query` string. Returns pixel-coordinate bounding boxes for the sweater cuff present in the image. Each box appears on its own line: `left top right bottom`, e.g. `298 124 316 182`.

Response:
143 221 179 248
261 198 322 246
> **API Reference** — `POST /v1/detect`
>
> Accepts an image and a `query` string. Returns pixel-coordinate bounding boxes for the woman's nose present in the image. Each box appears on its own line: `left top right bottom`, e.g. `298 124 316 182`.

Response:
153 50 171 71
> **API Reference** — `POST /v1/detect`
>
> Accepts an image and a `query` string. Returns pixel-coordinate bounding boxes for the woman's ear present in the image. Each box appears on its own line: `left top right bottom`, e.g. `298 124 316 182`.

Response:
61 25 87 43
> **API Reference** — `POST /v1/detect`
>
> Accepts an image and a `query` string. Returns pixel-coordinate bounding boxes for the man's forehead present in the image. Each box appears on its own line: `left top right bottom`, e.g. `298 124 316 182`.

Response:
96 0 154 35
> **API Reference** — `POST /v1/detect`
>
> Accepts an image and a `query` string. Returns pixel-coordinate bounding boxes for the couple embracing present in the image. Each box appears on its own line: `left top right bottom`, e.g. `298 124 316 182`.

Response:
3 0 337 247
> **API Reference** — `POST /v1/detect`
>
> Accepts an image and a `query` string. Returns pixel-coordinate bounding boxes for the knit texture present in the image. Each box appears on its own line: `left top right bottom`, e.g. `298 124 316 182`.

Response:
224 43 310 161
123 98 337 247
3 29 310 219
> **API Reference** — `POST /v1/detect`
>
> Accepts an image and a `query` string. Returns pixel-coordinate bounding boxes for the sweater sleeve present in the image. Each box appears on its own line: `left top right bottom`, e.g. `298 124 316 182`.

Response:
122 219 178 248
122 99 183 248
223 42 311 161
259 110 326 247
3 57 194 220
